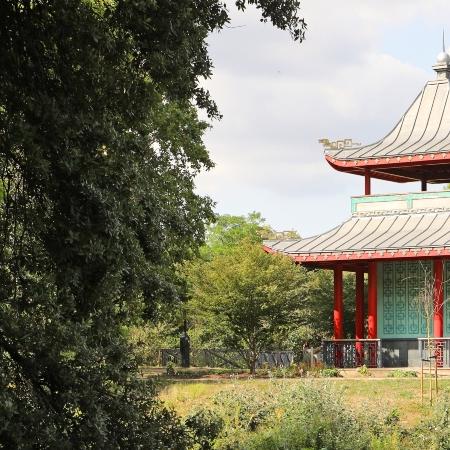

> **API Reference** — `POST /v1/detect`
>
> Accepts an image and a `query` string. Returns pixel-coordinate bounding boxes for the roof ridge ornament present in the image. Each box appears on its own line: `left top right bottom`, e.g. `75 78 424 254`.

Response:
319 138 361 150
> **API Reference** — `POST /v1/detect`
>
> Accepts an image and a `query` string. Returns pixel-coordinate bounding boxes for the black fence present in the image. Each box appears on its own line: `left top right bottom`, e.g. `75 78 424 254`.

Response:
159 348 295 369
322 339 381 368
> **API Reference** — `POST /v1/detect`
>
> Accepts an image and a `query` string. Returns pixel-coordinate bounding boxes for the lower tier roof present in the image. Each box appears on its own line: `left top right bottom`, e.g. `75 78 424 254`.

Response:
263 192 450 266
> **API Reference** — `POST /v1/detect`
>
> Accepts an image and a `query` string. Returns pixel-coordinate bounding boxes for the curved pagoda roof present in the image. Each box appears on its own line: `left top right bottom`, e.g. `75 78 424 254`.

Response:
324 53 450 184
263 191 450 268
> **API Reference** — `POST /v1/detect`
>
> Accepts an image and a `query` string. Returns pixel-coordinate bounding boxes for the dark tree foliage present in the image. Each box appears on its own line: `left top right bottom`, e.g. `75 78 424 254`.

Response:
0 1 305 447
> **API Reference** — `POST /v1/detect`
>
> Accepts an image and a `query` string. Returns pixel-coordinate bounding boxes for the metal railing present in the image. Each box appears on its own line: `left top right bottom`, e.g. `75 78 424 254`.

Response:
418 338 450 368
159 349 295 368
322 339 381 368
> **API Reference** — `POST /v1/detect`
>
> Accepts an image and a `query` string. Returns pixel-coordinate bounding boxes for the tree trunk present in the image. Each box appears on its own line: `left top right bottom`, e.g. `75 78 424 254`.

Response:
248 340 258 374
249 352 257 374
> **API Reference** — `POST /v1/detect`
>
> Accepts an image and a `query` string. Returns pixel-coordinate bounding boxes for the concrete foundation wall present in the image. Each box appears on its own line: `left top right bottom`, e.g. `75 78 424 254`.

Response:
381 339 420 367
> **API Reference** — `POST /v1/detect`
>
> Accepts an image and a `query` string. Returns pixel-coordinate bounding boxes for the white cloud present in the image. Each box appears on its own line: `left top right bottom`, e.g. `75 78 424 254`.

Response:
196 0 450 236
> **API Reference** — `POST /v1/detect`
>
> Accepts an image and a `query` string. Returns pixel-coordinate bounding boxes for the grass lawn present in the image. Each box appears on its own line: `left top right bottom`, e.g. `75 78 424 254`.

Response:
159 377 450 427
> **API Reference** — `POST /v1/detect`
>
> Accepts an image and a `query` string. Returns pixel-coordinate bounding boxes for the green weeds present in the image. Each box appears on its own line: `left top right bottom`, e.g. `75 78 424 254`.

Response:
357 364 372 377
387 369 418 378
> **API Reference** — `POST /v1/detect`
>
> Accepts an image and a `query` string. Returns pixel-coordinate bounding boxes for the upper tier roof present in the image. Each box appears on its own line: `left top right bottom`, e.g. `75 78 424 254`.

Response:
323 54 450 184
328 79 450 160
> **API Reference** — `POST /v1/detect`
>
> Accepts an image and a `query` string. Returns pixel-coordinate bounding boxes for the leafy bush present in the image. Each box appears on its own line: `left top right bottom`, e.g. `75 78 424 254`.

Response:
212 386 276 432
320 368 342 377
166 361 176 376
184 408 224 449
235 382 372 450
408 395 450 449
202 381 402 449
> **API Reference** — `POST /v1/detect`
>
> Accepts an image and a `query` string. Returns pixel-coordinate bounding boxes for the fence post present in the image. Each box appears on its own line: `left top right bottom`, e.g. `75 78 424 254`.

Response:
377 340 382 368
421 359 424 404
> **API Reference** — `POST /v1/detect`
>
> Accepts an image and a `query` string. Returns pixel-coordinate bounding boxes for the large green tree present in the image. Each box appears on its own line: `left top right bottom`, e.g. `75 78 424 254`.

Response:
0 1 306 447
204 212 273 255
184 213 359 358
185 241 308 373
204 212 300 256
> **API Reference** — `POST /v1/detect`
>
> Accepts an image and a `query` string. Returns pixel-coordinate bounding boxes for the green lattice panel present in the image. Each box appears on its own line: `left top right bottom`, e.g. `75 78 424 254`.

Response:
412 261 431 335
420 262 432 335
407 261 420 334
394 262 408 335
382 262 395 335
379 260 431 338
445 261 450 335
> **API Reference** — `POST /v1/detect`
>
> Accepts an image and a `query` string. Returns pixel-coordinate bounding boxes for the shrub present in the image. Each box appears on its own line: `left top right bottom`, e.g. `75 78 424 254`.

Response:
319 368 342 377
237 382 372 450
166 361 176 376
408 395 450 449
212 386 276 432
176 381 420 450
184 408 224 450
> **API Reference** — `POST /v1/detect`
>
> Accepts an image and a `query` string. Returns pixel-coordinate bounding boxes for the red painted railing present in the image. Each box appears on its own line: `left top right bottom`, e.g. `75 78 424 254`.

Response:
418 338 450 368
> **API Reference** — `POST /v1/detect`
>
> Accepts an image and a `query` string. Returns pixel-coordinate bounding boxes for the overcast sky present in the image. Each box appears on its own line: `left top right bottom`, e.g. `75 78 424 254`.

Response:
195 0 450 237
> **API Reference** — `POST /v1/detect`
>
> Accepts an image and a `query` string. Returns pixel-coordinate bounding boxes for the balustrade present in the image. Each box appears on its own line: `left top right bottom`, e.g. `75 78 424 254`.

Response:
322 339 381 368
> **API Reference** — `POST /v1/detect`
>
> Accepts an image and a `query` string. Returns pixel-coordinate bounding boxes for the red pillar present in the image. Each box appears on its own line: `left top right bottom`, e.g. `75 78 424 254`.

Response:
355 269 365 364
434 259 444 338
364 169 371 195
334 267 344 339
368 262 377 339
355 269 365 340
421 179 427 192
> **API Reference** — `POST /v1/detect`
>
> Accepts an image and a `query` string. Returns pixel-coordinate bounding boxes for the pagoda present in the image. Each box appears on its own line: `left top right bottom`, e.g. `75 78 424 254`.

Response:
264 50 450 368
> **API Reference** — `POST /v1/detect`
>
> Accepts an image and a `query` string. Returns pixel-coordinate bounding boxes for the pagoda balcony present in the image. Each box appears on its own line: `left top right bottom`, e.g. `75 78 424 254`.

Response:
351 190 450 215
